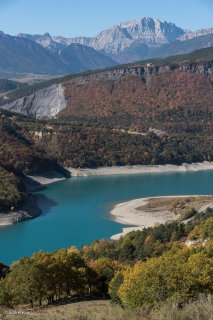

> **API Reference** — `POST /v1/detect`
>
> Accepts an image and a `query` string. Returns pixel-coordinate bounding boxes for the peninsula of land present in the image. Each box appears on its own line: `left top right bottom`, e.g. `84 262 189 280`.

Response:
111 195 213 240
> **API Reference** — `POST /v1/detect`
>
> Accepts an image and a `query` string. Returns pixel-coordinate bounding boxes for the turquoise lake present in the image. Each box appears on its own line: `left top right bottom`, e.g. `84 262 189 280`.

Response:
0 170 213 265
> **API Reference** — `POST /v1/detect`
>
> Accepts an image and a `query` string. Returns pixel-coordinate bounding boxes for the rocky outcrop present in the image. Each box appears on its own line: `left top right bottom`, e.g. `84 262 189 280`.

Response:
180 27 213 41
52 17 185 56
1 84 67 117
64 61 213 85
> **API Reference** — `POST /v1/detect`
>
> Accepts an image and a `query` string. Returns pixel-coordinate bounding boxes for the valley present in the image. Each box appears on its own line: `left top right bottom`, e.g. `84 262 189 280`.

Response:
0 11 213 318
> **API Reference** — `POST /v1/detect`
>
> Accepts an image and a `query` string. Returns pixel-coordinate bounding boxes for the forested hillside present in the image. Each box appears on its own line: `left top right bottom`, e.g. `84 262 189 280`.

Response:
0 111 62 211
34 124 213 167
0 108 212 212
61 70 213 133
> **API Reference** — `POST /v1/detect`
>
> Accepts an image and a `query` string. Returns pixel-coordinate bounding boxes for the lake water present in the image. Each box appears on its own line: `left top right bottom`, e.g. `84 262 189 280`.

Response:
0 170 213 265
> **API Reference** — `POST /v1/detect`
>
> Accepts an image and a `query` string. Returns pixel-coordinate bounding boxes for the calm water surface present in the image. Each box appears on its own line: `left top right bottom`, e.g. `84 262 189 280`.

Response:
1 170 213 265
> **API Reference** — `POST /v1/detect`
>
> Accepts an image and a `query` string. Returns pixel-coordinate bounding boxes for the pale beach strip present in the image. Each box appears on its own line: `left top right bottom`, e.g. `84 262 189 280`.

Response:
110 195 213 240
27 170 66 186
68 161 213 177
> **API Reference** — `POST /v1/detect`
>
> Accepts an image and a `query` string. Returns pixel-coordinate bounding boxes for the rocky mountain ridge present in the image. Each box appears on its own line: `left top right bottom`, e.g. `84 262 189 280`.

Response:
19 17 186 56
17 17 213 64
55 17 186 55
179 27 213 41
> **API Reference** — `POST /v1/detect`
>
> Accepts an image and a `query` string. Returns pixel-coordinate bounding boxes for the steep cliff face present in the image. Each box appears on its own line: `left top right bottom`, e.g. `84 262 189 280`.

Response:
62 61 213 85
2 84 66 117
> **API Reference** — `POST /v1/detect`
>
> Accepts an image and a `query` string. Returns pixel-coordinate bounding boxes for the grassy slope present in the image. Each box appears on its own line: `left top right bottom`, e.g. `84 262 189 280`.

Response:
1 298 213 320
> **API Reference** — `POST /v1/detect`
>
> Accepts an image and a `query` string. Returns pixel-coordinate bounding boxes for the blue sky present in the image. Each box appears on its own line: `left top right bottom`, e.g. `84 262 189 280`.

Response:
0 0 212 37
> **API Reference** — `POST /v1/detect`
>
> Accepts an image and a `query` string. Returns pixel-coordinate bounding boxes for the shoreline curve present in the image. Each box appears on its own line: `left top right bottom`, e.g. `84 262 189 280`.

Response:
1 163 213 227
110 195 213 240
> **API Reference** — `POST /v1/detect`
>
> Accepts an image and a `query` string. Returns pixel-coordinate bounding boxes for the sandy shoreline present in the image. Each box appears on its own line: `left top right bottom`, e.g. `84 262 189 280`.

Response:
27 170 66 188
68 161 213 177
110 195 213 240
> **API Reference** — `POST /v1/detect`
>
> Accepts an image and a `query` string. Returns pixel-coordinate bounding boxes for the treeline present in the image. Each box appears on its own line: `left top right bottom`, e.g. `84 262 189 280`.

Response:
83 209 213 263
0 249 102 308
0 209 212 310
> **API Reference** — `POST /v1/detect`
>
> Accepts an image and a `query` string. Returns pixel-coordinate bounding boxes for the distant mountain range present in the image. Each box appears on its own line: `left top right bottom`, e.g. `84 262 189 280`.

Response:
0 32 116 75
19 17 185 56
1 17 213 76
116 33 213 63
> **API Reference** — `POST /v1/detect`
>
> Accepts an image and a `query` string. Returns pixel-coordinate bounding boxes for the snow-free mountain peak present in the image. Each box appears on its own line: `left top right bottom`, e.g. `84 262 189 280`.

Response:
118 17 185 44
1 16 212 74
51 16 186 55
16 17 213 60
